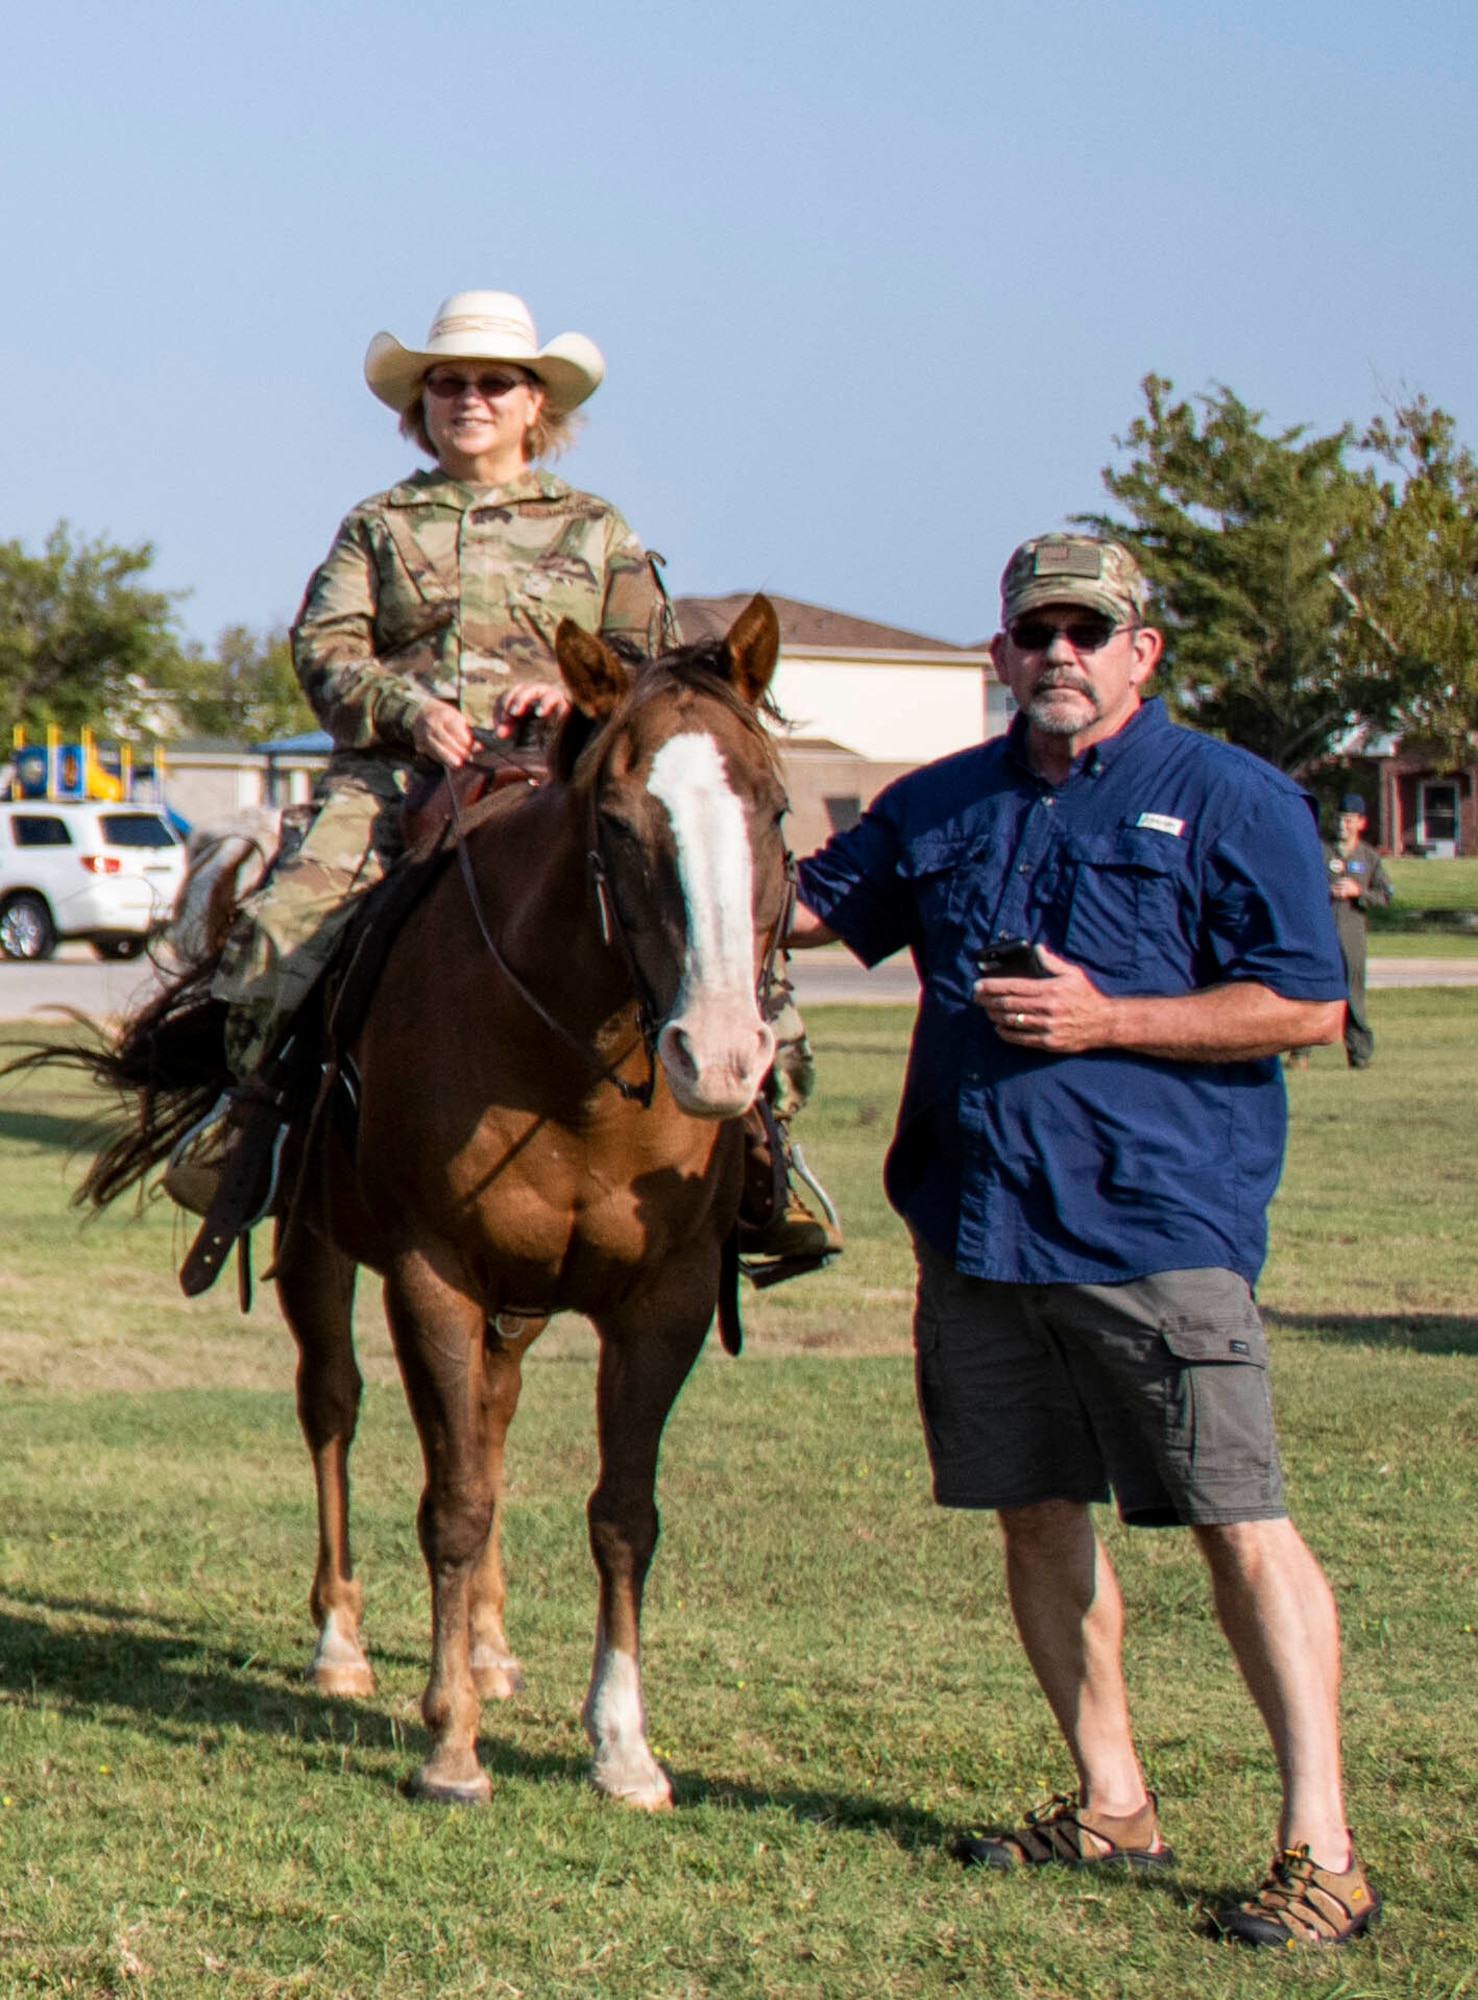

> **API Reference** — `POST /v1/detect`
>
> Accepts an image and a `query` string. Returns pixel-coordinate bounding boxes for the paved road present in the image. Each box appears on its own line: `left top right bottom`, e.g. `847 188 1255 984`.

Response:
2 942 1476 1024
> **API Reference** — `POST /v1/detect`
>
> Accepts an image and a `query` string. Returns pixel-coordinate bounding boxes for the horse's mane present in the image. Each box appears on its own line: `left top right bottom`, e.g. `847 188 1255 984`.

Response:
548 638 786 788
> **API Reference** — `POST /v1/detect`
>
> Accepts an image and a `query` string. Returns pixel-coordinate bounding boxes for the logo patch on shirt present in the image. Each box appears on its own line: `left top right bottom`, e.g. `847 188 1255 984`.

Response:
1136 812 1185 837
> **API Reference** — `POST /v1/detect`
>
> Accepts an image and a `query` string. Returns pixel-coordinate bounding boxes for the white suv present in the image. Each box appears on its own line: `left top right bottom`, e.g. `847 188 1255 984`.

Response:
0 801 187 961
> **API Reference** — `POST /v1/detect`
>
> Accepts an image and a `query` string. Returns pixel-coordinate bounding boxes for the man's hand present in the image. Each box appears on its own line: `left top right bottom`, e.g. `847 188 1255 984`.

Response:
411 698 476 768
1331 877 1361 900
494 681 571 739
973 945 1343 1061
975 946 1112 1053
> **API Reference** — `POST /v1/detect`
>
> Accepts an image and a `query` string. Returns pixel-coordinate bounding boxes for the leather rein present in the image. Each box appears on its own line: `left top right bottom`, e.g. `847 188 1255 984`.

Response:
445 726 796 1110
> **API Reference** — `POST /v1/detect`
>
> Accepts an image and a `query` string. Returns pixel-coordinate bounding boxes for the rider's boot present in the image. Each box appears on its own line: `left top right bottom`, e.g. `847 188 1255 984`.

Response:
170 1070 294 1298
736 1099 843 1266
741 1180 844 1261
737 1020 843 1265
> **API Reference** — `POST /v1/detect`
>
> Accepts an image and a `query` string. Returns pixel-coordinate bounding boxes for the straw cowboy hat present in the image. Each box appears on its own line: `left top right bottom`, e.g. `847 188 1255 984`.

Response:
364 291 605 416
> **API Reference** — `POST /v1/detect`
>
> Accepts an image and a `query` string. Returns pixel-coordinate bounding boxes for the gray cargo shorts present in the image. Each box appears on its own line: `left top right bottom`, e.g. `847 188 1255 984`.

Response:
911 1237 1286 1527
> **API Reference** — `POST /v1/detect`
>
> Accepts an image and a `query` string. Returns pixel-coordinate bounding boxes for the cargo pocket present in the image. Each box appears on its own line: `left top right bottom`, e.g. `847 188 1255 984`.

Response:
1161 1314 1275 1481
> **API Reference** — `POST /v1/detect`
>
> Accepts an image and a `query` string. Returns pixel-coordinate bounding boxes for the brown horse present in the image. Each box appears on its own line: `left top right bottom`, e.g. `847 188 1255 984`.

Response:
36 597 791 1810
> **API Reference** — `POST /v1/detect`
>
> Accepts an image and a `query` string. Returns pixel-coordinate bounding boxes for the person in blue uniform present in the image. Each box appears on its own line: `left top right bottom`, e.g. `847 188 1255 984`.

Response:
789 534 1379 1948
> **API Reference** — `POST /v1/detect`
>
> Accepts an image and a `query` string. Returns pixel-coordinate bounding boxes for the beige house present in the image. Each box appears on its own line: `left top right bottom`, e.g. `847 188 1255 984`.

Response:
676 596 1003 856
162 734 331 826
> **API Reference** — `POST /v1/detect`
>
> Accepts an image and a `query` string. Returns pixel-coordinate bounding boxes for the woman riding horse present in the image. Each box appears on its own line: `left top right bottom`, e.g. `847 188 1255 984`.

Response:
173 288 838 1282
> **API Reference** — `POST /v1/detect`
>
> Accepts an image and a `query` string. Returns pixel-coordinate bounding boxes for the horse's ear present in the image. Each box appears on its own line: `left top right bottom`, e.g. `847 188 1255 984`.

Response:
555 619 632 719
724 594 781 706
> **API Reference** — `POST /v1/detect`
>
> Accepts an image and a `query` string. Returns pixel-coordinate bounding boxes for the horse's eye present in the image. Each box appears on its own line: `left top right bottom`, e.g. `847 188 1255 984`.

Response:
599 810 640 847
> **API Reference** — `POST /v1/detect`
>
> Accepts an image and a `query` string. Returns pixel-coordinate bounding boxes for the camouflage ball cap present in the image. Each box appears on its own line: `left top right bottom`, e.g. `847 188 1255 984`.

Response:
1001 535 1150 627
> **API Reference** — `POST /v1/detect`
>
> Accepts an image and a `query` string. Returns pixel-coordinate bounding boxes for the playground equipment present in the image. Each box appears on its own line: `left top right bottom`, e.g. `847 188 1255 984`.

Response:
7 725 167 805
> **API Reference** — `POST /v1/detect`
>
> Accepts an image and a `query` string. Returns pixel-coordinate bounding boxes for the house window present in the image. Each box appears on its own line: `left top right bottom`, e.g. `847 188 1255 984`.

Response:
1419 780 1460 855
824 795 862 834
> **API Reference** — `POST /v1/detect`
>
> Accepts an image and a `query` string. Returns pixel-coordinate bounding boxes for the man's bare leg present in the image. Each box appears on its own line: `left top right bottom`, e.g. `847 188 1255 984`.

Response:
997 1498 1153 1821
1192 1518 1349 1870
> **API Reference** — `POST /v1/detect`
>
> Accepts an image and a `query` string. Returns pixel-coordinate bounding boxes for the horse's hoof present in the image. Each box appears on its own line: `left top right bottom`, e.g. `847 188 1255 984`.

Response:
471 1649 523 1700
592 1758 673 1812
615 1785 673 1813
404 1764 492 1807
309 1660 376 1699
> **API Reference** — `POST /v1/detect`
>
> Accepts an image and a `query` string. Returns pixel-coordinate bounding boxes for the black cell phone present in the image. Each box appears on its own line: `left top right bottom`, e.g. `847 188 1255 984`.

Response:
976 936 1048 979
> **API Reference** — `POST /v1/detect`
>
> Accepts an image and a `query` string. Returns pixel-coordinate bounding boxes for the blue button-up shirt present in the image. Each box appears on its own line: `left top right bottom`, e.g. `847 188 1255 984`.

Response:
797 698 1346 1287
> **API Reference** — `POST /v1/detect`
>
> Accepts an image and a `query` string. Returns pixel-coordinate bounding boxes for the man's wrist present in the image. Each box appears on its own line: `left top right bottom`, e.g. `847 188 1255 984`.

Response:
1093 992 1128 1050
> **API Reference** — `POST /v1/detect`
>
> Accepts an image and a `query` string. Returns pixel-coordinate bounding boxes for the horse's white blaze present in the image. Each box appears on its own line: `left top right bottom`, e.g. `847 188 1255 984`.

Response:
647 731 774 1115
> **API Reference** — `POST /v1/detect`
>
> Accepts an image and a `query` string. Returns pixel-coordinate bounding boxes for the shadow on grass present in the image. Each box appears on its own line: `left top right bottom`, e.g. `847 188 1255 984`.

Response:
0 1593 589 1791
0 1107 111 1154
0 1591 960 1849
1267 1309 1478 1356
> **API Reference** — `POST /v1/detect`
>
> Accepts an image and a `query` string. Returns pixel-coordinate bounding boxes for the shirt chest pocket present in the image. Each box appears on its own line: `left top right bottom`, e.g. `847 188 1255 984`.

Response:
508 542 602 618
897 832 996 950
1062 828 1186 978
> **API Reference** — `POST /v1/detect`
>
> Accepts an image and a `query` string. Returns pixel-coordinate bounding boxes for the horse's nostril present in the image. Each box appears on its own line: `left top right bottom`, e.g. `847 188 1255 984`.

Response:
661 1025 698 1081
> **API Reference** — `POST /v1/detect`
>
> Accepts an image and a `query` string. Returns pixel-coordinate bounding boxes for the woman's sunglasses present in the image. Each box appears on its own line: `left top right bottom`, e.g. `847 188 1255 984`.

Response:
424 369 531 401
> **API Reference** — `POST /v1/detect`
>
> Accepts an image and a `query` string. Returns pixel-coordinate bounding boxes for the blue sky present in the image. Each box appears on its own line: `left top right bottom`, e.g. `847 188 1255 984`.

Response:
4 0 1476 648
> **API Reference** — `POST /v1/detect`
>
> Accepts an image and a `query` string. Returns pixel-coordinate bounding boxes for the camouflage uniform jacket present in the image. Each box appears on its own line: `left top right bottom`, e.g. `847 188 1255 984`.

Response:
292 467 675 752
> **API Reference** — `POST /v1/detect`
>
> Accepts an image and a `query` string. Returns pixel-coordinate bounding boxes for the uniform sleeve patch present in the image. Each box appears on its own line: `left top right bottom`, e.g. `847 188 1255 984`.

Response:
1136 812 1185 837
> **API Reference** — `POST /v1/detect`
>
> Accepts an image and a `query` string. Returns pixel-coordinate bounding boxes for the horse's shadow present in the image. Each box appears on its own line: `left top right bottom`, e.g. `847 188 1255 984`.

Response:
1267 1308 1478 1356
0 1590 953 1848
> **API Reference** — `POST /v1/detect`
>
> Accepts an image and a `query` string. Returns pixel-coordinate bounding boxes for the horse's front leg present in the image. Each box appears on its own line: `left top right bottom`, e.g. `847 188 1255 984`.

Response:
274 1225 374 1697
469 1316 542 1700
385 1248 496 1805
583 1282 712 1809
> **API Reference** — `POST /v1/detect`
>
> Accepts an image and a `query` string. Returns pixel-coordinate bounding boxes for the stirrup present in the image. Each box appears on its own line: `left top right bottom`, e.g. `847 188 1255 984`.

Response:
178 1101 288 1298
738 1142 842 1287
160 1092 233 1216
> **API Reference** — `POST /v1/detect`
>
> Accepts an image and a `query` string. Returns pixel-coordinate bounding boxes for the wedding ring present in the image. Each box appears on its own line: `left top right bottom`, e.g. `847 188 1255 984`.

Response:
1014 1011 1026 1027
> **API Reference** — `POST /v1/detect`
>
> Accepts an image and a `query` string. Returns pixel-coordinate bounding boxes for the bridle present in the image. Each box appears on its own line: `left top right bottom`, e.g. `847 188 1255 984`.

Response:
446 721 796 1109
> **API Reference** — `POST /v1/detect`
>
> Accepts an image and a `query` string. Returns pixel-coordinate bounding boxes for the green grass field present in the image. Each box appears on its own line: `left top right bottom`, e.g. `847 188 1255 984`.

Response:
1384 857 1478 913
1367 932 1478 957
1 998 1476 1997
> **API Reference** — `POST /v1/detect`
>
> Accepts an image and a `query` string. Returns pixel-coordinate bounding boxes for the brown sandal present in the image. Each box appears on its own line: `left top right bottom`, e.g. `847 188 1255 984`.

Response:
1211 1843 1380 1947
952 1791 1175 1872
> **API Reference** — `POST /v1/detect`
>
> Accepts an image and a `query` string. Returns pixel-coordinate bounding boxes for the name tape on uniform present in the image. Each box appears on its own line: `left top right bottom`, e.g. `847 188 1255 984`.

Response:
1136 812 1185 837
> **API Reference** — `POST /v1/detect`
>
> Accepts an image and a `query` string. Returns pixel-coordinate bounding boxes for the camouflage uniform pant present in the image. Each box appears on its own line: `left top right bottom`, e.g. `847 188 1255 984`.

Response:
212 753 818 1115
765 999 814 1119
212 757 412 1078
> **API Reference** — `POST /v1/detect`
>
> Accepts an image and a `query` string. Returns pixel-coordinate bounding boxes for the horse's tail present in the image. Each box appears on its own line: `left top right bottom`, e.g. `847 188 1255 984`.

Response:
3 957 232 1210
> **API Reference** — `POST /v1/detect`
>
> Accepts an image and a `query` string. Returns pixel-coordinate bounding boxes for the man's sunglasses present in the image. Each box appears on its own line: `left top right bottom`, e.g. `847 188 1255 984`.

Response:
1008 614 1132 654
423 369 532 401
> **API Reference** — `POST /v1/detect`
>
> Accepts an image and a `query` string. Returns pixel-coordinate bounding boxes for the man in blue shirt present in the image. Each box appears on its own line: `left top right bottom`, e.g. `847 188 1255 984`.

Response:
792 534 1377 1948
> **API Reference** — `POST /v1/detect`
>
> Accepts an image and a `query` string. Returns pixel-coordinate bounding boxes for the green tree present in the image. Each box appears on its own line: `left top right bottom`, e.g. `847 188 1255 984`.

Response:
165 624 316 743
1081 375 1393 774
1338 395 1478 763
0 524 186 742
